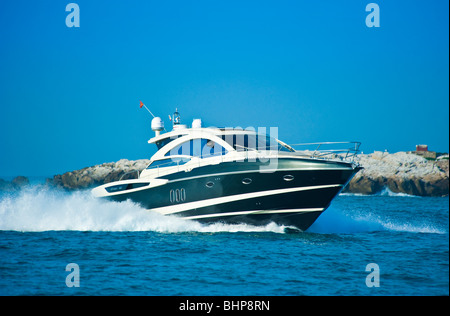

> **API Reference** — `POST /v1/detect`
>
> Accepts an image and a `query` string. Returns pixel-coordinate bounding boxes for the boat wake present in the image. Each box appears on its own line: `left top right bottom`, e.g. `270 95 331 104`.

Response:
0 186 445 235
308 205 446 234
340 187 420 198
0 187 286 233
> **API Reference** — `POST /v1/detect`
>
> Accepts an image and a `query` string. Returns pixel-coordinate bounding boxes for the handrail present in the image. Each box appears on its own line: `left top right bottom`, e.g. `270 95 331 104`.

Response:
289 141 361 162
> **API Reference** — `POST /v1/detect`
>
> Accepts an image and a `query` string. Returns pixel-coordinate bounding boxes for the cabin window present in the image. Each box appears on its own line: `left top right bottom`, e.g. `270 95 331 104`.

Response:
220 134 291 152
105 182 150 193
165 138 227 158
155 135 183 150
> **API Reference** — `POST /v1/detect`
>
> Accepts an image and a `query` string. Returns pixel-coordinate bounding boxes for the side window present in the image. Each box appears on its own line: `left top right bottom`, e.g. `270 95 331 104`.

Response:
167 141 189 156
221 134 251 151
165 139 227 158
201 139 227 157
220 134 280 151
155 135 182 150
165 140 192 156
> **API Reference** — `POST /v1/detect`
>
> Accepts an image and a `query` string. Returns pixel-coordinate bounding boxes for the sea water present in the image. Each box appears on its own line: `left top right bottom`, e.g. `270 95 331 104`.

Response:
0 184 448 296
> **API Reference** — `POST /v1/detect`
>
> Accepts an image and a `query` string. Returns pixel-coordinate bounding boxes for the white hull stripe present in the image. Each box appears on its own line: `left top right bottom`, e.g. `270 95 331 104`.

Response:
182 208 324 220
149 184 342 215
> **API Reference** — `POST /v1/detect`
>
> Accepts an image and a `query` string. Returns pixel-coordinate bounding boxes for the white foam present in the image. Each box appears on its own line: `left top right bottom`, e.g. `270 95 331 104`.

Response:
340 187 420 198
308 206 446 234
378 187 420 198
0 187 286 233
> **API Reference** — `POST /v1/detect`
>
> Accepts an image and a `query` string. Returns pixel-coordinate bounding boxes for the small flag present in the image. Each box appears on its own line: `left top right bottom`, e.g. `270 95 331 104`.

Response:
138 100 156 118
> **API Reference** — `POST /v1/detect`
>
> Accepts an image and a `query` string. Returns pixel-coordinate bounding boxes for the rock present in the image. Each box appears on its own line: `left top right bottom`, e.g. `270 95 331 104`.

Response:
344 152 449 197
0 176 30 191
12 176 30 187
0 178 14 191
345 175 385 195
49 159 150 190
436 160 449 177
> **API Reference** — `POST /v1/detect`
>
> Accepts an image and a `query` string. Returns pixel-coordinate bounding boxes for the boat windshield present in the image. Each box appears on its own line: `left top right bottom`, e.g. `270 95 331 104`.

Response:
146 157 191 169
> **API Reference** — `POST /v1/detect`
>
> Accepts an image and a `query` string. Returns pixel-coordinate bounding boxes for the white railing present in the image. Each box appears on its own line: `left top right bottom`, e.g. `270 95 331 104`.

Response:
288 141 361 162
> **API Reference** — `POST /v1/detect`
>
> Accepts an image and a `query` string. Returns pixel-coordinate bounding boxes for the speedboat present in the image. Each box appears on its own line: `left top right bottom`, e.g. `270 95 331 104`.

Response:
92 109 362 231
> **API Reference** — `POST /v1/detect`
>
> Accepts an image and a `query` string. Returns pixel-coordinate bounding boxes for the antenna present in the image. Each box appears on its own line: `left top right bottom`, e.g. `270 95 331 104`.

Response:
139 100 167 134
139 100 155 118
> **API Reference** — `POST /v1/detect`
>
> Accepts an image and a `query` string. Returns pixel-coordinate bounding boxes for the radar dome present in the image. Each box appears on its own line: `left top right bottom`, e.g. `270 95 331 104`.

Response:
192 118 202 129
151 117 164 136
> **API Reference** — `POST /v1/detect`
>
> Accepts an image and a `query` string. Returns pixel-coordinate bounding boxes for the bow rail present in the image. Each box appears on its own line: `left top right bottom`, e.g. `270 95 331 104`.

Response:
288 141 361 162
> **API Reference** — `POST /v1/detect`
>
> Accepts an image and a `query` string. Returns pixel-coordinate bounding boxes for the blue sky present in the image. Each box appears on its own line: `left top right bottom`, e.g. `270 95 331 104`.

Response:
0 0 448 177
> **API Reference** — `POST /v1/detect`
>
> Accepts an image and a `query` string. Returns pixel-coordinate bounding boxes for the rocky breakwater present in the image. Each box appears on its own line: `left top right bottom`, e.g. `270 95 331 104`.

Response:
344 151 449 197
49 159 150 190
